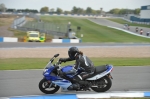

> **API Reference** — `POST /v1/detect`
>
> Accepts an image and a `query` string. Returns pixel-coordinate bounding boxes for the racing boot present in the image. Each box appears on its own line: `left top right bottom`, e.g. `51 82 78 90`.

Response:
67 83 80 90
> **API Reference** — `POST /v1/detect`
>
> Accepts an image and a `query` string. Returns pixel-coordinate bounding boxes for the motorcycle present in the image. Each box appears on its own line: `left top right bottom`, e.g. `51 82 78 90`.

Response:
39 54 113 94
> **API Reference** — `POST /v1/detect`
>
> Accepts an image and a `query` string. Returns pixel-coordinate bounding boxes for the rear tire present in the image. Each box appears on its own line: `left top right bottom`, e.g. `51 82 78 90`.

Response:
91 76 112 92
39 78 60 94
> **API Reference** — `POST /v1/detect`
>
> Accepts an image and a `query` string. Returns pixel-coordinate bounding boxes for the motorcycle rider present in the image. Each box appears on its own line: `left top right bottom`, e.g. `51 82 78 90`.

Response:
59 47 95 90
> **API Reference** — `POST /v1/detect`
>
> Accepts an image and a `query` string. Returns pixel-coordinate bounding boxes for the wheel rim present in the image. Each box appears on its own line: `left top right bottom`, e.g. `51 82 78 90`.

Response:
42 81 58 91
97 79 108 88
92 77 109 89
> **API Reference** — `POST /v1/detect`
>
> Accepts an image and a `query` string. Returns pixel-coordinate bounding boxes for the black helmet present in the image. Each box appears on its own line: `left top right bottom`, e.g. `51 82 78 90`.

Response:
68 47 79 60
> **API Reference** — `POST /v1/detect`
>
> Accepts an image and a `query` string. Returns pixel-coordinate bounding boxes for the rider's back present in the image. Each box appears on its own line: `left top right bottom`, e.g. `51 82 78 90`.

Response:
75 54 95 73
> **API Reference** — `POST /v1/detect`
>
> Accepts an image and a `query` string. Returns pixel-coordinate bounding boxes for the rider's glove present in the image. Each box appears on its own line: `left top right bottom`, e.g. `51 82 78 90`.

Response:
59 58 66 63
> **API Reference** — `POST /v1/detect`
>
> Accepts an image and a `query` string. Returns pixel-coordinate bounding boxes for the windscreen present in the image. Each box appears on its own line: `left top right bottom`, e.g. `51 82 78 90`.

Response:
45 62 54 69
29 33 39 37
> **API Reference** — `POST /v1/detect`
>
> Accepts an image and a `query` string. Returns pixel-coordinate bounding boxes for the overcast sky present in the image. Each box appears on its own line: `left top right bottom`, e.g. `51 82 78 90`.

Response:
0 0 150 11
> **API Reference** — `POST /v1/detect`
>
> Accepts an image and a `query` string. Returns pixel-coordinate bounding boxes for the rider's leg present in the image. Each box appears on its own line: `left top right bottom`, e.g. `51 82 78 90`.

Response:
73 72 92 90
60 69 80 90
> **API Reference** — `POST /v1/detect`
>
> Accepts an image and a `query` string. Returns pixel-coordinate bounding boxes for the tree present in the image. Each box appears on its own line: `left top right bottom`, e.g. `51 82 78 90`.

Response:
25 8 30 13
6 9 16 12
86 7 93 14
0 3 6 12
64 11 71 14
134 8 140 15
77 8 84 14
40 6 49 13
32 10 38 13
71 6 78 14
56 8 63 14
119 9 127 14
92 10 97 15
109 8 121 14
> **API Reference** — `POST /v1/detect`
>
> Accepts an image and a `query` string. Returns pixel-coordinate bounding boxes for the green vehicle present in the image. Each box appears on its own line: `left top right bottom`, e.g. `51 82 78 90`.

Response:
40 33 46 42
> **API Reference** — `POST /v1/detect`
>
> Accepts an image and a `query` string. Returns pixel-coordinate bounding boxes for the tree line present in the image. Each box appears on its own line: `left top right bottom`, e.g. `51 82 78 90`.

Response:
45 6 102 15
0 3 140 15
6 9 38 13
109 8 140 15
40 6 140 15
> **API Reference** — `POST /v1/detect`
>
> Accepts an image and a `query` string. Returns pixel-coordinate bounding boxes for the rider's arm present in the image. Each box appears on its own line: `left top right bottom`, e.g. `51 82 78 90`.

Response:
59 57 73 62
65 57 73 61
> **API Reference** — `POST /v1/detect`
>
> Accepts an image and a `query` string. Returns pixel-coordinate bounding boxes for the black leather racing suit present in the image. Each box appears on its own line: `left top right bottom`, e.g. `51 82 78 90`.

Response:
60 54 95 89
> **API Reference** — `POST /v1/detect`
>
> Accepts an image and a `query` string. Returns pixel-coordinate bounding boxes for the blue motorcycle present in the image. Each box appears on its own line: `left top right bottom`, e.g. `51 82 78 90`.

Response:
39 54 113 94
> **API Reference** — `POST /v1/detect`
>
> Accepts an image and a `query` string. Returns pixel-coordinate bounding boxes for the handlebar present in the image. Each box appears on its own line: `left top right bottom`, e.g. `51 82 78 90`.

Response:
48 54 67 69
57 60 62 65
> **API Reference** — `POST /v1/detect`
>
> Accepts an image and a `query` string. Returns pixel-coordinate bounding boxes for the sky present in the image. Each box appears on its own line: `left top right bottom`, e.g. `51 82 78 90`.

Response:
0 0 150 12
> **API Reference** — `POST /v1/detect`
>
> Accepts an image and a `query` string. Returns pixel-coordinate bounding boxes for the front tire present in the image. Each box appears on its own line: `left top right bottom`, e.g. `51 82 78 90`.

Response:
39 78 60 94
91 76 112 92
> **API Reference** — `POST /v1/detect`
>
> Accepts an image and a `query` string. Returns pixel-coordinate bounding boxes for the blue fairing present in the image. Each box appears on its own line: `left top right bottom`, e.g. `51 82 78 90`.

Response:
61 65 73 73
106 65 113 72
43 65 62 81
61 65 76 78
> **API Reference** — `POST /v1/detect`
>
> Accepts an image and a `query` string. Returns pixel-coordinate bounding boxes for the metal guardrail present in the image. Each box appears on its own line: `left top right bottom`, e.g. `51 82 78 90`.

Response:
8 13 80 37
10 13 68 37
11 13 40 28
17 26 66 37
11 16 26 28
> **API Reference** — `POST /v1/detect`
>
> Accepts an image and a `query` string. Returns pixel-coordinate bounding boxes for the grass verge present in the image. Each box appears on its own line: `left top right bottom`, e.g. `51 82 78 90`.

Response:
8 28 27 42
0 58 150 70
1 16 150 43
38 16 150 43
106 18 150 28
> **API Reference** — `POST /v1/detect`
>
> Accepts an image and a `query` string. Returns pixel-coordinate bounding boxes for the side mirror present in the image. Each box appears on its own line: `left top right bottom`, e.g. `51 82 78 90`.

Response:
54 54 59 57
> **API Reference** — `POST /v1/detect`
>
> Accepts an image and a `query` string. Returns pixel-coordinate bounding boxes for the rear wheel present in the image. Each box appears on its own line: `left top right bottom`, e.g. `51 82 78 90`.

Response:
91 76 112 92
39 78 60 94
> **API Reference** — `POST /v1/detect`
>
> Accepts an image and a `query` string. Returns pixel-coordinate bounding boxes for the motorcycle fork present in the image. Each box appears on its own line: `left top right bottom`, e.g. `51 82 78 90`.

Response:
108 73 113 79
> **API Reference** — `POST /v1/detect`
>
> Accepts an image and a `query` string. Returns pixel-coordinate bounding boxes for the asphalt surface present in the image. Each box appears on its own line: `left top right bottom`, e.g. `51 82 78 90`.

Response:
0 42 150 48
0 66 150 97
88 18 150 36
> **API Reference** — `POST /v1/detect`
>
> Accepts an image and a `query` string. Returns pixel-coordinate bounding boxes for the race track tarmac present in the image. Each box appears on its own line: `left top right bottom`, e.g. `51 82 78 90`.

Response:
0 66 150 97
0 42 150 48
88 18 150 36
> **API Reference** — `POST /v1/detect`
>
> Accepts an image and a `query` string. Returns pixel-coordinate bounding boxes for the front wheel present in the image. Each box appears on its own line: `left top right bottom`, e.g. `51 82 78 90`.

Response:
91 76 112 92
39 78 60 94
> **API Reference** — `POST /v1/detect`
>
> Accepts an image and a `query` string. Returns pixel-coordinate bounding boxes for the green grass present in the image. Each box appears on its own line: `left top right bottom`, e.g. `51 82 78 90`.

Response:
0 18 12 26
37 16 150 43
9 28 26 37
0 58 150 70
8 28 27 42
107 18 150 28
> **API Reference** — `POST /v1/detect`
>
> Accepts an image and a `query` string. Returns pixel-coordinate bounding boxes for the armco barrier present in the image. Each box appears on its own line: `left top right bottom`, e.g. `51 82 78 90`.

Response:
0 92 150 99
0 37 18 42
52 39 81 43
